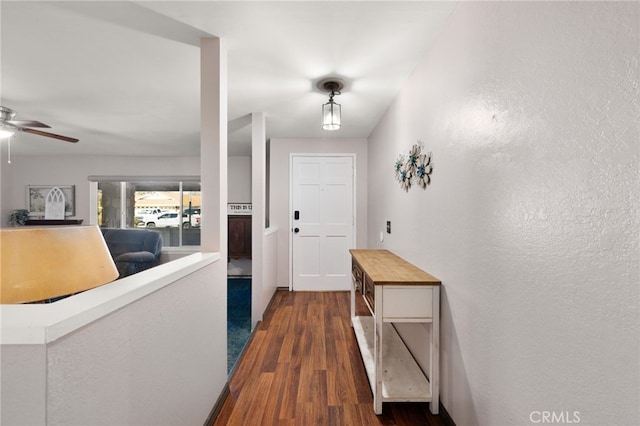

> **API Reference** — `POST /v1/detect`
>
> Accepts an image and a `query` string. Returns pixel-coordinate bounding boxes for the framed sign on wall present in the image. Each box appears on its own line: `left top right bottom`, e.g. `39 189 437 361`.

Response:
26 185 75 217
228 203 252 216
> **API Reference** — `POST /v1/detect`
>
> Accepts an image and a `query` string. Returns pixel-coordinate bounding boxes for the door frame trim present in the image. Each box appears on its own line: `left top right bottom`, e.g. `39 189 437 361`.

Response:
288 153 357 291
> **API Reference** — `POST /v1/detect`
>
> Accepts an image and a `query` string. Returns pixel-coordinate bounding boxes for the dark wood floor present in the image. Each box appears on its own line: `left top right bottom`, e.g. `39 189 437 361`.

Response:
212 290 445 426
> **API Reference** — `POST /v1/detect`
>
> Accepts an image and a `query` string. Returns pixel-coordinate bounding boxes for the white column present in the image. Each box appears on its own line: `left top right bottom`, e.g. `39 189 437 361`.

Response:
251 112 266 327
200 37 227 256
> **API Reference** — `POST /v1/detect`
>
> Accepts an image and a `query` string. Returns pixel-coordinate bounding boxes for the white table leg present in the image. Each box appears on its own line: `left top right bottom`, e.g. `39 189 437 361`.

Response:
374 285 383 415
350 277 355 325
429 286 440 415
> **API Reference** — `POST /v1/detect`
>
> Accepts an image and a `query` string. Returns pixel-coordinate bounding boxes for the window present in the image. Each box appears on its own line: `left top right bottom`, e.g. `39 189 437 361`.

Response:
91 177 201 248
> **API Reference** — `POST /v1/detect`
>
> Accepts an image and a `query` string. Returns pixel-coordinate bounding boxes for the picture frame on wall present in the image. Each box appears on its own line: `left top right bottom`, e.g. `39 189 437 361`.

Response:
26 185 75 217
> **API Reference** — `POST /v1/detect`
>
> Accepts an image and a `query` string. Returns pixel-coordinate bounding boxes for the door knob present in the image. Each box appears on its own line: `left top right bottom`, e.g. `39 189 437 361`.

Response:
294 228 300 233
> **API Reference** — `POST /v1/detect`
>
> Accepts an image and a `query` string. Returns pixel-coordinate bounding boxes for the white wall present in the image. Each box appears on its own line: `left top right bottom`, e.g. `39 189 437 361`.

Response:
1 155 200 226
1 254 226 425
259 227 278 317
228 156 251 202
1 154 252 226
251 113 279 326
367 2 639 425
0 158 9 228
270 138 368 287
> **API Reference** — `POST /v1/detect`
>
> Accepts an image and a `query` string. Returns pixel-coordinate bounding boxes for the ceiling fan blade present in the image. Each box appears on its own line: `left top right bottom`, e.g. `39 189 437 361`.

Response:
7 120 51 128
21 127 79 143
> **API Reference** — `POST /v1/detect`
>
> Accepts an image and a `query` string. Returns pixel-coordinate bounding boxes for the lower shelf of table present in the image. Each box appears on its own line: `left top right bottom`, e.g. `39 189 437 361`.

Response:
351 315 432 402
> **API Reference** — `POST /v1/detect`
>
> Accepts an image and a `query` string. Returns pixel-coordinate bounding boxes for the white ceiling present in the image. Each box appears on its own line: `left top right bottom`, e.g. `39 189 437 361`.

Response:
1 1 456 157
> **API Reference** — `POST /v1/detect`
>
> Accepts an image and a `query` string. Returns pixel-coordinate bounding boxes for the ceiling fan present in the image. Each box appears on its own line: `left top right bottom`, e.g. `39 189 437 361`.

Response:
0 106 79 143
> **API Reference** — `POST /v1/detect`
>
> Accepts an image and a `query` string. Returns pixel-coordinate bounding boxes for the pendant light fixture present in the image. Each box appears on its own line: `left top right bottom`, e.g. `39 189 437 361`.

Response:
0 127 15 139
319 79 344 131
0 108 16 139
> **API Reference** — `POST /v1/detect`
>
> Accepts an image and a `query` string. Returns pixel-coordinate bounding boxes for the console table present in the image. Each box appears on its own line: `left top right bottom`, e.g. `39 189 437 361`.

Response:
349 249 441 415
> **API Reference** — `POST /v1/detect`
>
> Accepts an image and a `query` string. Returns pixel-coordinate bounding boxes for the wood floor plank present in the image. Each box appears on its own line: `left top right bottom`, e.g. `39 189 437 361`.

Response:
226 372 274 425
212 290 445 426
276 362 299 422
265 361 289 424
228 329 266 391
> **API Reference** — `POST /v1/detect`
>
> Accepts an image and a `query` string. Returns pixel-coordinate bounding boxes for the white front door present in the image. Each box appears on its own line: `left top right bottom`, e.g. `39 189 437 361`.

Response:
291 155 354 291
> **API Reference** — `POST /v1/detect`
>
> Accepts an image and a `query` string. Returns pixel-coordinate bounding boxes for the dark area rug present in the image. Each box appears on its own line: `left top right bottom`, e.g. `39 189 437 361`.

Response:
227 277 251 373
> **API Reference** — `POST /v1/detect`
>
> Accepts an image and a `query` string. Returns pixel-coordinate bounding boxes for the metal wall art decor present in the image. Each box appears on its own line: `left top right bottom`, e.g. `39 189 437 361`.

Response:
394 140 433 191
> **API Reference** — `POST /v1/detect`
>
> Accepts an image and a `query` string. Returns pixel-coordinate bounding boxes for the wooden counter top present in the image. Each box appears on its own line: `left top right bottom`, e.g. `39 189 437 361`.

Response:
349 249 440 286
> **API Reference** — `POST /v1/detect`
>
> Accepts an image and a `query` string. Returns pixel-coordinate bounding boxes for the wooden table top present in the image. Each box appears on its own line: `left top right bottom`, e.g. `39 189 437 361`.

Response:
349 249 441 286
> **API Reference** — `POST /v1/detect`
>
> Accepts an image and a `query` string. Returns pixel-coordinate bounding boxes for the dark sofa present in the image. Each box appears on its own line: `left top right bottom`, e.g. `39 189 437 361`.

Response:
100 228 162 278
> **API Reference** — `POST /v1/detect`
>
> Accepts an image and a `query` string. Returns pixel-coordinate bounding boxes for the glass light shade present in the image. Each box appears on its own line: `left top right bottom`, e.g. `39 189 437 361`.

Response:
0 128 15 139
322 100 341 131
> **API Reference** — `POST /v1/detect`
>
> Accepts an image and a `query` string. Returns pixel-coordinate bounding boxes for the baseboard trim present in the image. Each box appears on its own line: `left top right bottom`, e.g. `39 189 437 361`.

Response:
204 382 229 426
439 401 456 426
206 322 262 425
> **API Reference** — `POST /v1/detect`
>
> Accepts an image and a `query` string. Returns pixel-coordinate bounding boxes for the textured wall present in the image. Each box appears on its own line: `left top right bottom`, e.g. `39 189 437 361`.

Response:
367 2 639 425
1 257 227 425
45 262 227 426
